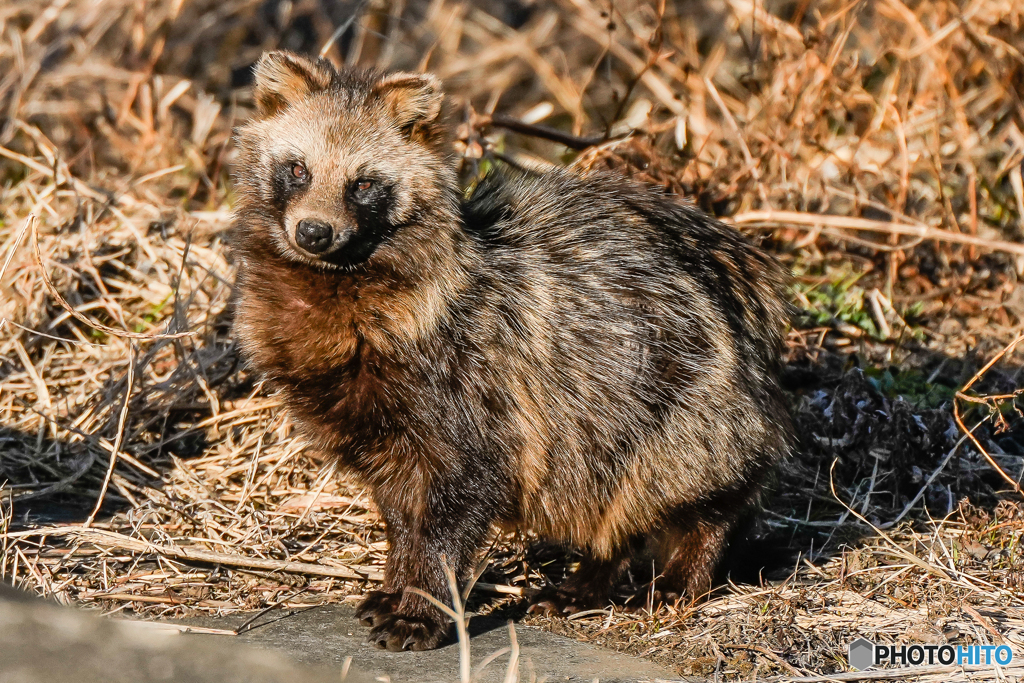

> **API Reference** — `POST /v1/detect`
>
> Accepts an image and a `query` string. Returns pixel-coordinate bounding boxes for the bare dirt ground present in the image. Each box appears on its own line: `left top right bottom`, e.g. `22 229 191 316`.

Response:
2 0 1024 680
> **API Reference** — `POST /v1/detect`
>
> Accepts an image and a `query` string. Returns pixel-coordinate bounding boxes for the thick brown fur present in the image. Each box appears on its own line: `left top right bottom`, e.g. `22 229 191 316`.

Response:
232 51 793 652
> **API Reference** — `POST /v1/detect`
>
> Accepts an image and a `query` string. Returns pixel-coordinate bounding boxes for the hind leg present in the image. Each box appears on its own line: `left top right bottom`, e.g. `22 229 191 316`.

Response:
528 551 630 616
625 520 731 611
633 489 758 609
656 518 733 603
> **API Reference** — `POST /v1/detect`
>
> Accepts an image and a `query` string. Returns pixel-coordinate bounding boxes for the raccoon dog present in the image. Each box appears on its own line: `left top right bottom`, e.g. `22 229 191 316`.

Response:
232 51 792 651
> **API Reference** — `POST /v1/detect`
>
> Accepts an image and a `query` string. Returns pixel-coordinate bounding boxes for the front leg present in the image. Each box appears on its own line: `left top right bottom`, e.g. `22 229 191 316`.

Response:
366 472 498 651
355 510 411 627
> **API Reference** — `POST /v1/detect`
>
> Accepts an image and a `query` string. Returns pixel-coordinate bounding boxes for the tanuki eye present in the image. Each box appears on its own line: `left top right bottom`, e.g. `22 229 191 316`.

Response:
354 178 373 192
291 162 308 180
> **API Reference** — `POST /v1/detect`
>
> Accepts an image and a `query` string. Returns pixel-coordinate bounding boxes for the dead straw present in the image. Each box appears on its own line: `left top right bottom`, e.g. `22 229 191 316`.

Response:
2 1 1024 680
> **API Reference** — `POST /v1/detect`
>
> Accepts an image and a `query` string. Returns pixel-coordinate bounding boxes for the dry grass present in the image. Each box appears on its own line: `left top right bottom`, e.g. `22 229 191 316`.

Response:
2 0 1024 680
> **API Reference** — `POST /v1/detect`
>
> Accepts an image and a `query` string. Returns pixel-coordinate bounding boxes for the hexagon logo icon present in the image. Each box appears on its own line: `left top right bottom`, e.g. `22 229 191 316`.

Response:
848 638 875 671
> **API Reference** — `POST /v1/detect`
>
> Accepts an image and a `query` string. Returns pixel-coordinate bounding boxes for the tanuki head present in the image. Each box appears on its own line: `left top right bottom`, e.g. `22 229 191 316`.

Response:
234 51 458 270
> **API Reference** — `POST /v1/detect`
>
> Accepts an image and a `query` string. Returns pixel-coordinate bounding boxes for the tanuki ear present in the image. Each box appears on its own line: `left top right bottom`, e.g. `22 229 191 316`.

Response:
371 72 444 129
253 51 334 117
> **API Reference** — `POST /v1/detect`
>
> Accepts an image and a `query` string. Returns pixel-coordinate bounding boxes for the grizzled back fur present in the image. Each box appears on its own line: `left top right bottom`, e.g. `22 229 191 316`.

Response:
232 51 792 651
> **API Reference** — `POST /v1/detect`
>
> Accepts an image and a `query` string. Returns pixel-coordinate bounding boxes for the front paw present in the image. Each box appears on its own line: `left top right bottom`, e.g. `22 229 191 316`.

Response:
355 590 401 627
368 613 450 651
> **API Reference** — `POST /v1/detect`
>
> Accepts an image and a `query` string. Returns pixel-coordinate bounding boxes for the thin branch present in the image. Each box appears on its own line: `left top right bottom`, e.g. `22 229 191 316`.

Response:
730 209 1024 257
319 0 370 60
879 427 977 529
954 332 1024 498
828 459 952 582
0 214 33 285
7 527 383 581
84 347 135 527
486 113 604 150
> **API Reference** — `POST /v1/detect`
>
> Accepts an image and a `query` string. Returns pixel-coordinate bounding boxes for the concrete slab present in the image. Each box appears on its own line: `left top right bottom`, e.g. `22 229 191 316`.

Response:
174 604 681 683
0 583 372 683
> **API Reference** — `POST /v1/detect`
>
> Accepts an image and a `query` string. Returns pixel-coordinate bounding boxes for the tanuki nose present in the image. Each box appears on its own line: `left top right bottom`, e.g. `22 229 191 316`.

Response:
295 220 334 254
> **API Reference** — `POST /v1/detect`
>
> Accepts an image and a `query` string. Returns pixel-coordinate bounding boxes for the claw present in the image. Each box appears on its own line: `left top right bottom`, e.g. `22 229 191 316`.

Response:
356 590 401 627
368 612 448 651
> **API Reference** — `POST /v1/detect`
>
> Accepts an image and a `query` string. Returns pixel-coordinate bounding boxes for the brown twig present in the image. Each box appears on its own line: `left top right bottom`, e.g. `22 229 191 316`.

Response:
486 114 605 150
704 77 769 205
11 527 383 581
0 214 33 285
828 459 952 582
84 347 135 527
953 332 1024 498
4 527 531 598
83 593 184 605
962 604 1006 645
